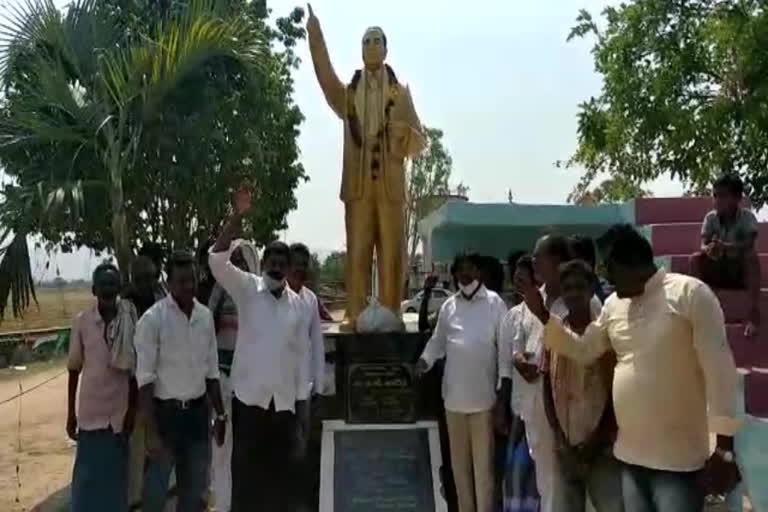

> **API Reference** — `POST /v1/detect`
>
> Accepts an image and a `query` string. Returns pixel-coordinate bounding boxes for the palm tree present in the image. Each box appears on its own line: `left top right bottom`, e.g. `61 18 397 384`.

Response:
0 0 267 318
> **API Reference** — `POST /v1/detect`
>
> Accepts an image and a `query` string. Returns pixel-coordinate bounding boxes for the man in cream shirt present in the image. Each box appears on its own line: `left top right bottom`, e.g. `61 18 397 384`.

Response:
520 224 742 512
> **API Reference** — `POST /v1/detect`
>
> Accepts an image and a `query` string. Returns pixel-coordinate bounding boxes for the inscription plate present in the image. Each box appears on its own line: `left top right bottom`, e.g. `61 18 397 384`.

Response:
346 362 416 423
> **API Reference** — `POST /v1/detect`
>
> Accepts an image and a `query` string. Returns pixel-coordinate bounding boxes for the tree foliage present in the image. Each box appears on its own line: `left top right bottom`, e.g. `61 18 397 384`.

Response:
0 0 305 259
0 0 306 318
405 126 453 262
111 0 308 250
318 250 345 285
565 1 768 205
569 175 651 205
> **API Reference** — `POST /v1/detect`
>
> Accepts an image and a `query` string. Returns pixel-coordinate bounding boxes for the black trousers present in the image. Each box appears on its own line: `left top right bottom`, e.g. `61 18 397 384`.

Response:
231 398 298 512
149 396 209 512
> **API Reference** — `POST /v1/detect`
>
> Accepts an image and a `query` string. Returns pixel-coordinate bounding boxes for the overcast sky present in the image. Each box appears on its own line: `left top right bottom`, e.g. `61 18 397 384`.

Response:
13 0 687 280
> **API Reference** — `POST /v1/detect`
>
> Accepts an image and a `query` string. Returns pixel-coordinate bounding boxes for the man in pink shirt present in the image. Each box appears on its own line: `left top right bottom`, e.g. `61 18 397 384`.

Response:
67 263 137 512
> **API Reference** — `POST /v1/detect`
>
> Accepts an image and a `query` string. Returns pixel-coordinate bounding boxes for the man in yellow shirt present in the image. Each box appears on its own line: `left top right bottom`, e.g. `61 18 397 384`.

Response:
517 224 742 512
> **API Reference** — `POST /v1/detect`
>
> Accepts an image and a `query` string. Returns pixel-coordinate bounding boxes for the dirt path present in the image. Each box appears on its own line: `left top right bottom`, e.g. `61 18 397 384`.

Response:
0 362 72 512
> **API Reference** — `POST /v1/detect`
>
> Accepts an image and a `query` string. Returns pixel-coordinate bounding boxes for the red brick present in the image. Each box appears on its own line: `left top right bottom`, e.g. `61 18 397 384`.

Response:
635 197 714 225
667 253 768 288
727 325 755 369
726 324 768 369
715 289 768 324
635 196 752 225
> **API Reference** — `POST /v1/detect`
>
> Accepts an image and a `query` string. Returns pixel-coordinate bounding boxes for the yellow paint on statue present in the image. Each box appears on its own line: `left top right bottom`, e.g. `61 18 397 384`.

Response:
307 6 425 330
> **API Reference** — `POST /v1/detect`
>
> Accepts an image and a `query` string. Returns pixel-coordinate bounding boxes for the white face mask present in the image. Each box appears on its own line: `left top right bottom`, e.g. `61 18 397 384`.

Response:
262 274 286 292
459 280 480 297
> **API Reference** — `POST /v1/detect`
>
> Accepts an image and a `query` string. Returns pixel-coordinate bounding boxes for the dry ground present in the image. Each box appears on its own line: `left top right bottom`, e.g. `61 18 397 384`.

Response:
0 362 72 512
0 287 92 334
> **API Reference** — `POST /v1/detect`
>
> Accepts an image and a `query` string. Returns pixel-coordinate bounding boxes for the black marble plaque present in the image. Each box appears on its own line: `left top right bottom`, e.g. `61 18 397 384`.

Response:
334 428 435 512
346 362 416 423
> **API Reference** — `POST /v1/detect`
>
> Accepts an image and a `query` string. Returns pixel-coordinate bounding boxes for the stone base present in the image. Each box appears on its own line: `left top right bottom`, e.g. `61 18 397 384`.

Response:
321 330 442 423
319 420 446 512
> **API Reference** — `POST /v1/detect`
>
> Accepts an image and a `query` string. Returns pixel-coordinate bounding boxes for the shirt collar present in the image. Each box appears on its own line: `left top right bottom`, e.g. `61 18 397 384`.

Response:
258 279 289 301
540 284 549 302
85 303 105 326
458 284 488 302
540 284 561 304
166 294 204 320
644 267 666 294
718 208 743 225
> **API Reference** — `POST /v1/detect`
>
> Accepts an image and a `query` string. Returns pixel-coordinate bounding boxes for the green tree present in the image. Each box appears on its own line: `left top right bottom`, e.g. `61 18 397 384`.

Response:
308 251 321 288
405 126 453 262
319 251 346 285
564 0 768 204
0 0 306 318
569 176 651 205
116 0 307 249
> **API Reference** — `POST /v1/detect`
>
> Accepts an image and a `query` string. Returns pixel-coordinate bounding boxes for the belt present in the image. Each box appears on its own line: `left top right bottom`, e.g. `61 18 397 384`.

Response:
155 395 206 410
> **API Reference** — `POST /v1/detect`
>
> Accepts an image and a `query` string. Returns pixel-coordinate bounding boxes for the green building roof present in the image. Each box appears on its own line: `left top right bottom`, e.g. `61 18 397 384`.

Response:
418 200 637 263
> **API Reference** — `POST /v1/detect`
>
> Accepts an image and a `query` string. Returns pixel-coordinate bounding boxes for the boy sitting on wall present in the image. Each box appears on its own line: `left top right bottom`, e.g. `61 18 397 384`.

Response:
690 174 761 337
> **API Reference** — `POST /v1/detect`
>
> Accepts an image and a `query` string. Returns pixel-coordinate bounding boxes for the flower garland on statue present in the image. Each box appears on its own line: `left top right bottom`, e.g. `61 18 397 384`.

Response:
346 64 399 156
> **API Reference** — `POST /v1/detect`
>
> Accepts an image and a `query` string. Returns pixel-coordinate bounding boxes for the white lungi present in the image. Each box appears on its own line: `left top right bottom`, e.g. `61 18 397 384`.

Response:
211 372 234 512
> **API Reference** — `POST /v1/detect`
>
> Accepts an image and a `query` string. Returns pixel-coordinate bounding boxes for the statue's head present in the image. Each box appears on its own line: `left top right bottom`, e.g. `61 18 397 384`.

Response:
361 26 387 70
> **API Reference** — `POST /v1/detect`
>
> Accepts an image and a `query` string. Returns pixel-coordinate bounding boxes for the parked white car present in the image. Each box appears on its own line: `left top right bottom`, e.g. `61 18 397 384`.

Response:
400 288 452 314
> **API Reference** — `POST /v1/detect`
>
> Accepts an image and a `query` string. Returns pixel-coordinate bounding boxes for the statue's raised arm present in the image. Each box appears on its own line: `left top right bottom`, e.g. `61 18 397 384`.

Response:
306 4 345 118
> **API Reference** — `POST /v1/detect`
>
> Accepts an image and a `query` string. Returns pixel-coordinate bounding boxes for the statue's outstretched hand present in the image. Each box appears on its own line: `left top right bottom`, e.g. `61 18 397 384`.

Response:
306 3 319 31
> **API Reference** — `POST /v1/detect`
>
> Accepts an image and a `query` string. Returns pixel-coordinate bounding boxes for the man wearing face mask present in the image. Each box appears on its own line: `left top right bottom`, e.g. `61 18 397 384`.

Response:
209 188 304 512
207 241 259 512
416 253 508 512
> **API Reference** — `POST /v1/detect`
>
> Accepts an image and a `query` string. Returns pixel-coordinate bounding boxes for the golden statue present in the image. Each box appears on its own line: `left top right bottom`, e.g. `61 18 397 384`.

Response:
306 4 425 330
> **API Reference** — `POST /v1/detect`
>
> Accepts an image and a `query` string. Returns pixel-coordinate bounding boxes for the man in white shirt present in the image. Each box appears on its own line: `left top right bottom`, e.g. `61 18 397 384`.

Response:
495 255 540 509
135 251 226 512
207 240 259 512
416 253 508 512
209 187 305 512
288 242 326 510
288 243 326 443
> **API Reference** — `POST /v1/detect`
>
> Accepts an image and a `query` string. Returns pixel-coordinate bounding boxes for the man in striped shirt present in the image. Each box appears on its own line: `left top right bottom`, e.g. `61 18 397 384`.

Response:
538 259 622 512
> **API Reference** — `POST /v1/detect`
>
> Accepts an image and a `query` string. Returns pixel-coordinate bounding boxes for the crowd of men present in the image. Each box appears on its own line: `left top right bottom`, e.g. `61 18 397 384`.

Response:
66 188 324 512
416 174 753 512
65 174 755 512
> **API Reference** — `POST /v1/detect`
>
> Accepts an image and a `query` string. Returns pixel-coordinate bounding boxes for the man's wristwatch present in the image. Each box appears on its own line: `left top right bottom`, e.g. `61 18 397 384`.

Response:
715 448 735 463
214 413 228 423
